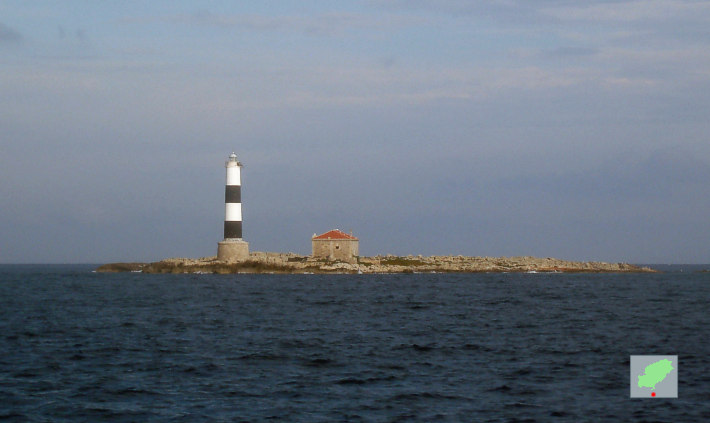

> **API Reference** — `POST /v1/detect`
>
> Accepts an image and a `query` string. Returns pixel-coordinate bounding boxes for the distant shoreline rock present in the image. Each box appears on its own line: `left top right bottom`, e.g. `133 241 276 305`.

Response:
96 253 657 274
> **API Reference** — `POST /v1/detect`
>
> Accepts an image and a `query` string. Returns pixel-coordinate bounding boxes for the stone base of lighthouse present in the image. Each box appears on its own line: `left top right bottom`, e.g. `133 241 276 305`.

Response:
217 240 249 262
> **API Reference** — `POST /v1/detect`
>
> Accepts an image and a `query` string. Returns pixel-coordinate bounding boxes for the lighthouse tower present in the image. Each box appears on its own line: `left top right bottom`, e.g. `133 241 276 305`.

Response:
217 152 249 261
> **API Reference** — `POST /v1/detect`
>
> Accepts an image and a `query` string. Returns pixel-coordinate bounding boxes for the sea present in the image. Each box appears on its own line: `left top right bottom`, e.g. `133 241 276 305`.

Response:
1 265 709 422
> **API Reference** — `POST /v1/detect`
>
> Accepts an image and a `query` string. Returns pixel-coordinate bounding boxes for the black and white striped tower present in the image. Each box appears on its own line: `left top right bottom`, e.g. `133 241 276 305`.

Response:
224 152 243 239
217 152 249 261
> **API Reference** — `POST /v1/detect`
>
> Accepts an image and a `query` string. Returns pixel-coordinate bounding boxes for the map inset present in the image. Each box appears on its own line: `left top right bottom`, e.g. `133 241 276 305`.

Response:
630 355 678 398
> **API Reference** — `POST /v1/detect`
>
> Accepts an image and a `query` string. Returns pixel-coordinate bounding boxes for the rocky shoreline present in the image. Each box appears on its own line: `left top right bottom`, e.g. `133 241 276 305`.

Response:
96 252 656 274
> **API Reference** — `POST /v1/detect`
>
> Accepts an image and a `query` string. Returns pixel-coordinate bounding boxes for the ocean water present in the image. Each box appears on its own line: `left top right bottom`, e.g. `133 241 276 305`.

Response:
1 265 709 422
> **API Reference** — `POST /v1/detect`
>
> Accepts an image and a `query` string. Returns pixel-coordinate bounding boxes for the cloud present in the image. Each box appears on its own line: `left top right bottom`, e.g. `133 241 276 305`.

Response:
541 0 710 23
374 0 710 22
373 0 710 47
542 46 599 58
124 10 429 37
498 148 710 201
0 22 22 43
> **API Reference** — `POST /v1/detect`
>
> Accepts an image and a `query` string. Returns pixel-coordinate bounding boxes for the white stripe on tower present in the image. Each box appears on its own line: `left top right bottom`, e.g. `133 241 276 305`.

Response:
224 152 242 240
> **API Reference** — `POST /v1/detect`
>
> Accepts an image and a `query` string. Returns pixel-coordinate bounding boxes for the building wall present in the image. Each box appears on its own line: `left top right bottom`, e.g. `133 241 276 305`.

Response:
312 239 359 263
217 239 249 262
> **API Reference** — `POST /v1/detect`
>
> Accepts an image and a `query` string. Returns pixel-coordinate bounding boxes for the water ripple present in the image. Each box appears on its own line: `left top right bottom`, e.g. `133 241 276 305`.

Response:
0 267 709 421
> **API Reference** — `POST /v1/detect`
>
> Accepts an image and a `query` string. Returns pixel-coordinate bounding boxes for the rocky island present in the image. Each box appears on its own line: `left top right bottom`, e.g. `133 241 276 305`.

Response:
97 253 655 274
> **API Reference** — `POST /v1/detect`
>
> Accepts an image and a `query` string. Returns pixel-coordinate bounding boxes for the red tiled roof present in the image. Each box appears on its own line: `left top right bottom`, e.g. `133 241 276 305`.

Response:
312 229 358 240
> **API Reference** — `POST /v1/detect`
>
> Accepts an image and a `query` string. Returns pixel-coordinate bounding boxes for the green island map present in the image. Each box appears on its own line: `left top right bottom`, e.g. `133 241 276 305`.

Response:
638 359 674 390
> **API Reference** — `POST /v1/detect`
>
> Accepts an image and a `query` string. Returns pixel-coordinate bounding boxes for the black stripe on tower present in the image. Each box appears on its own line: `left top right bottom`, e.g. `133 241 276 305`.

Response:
225 185 241 203
224 221 242 239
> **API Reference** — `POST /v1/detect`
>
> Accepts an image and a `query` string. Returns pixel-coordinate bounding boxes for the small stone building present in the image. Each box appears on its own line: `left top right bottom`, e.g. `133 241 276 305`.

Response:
312 229 359 263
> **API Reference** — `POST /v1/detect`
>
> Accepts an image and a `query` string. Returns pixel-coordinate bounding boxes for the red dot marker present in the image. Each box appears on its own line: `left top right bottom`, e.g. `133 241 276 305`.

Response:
651 392 656 397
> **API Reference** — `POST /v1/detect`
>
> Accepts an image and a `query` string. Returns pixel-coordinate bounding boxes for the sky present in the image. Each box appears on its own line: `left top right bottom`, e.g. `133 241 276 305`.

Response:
1 0 709 264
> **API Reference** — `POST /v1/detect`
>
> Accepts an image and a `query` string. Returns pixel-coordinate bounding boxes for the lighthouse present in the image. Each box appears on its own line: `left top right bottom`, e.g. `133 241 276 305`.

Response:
217 152 249 261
